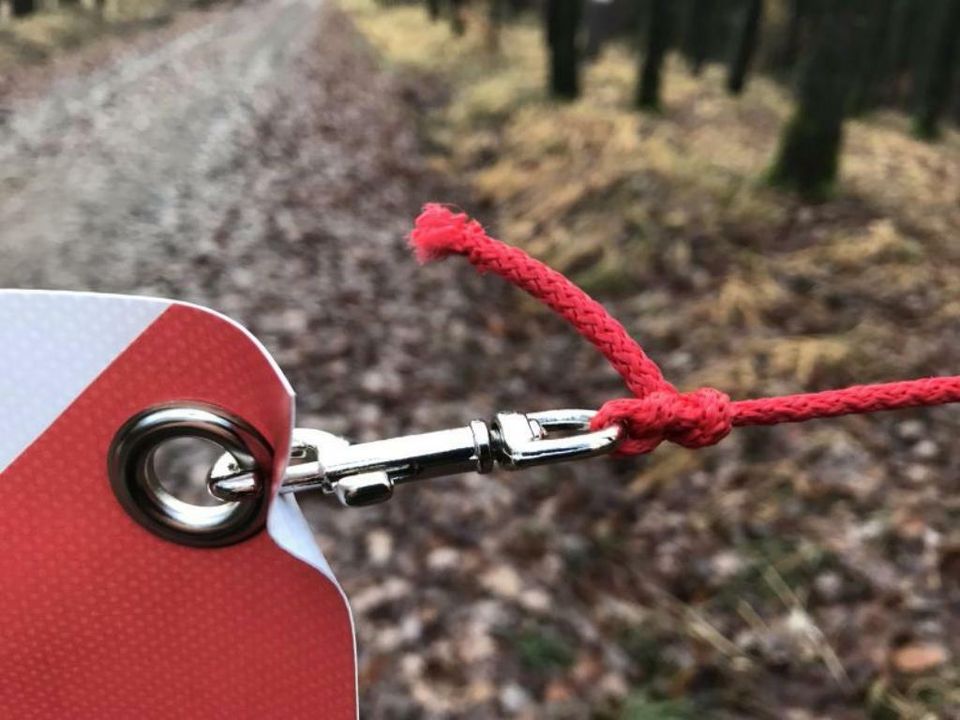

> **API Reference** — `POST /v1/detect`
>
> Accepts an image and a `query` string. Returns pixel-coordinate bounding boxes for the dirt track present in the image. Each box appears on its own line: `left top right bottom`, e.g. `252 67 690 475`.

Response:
2 0 327 288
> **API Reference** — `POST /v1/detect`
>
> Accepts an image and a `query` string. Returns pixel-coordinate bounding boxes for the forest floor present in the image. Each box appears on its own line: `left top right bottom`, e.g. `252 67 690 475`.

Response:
341 2 960 719
0 0 216 85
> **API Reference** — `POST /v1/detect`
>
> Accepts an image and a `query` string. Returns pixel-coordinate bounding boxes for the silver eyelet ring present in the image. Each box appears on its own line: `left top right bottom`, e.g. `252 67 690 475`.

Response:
108 405 271 548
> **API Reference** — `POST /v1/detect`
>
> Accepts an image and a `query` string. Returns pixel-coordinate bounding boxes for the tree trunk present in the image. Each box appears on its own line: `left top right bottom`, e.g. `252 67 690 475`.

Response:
768 0 862 197
913 0 960 139
885 0 923 104
636 0 671 110
727 0 763 94
848 0 894 114
545 0 558 47
11 0 34 17
583 0 611 60
486 0 505 49
450 0 466 35
547 0 582 99
775 0 807 72
682 0 713 75
425 0 440 22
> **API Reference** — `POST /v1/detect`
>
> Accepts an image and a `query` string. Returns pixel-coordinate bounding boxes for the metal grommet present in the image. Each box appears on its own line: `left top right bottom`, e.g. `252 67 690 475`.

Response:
108 405 272 548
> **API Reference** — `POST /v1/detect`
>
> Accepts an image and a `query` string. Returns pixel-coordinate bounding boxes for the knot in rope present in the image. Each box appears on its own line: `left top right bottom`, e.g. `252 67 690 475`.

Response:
594 388 732 455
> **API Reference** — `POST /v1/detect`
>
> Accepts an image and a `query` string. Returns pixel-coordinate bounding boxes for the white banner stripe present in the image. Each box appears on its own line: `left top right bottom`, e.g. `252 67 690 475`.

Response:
0 290 169 473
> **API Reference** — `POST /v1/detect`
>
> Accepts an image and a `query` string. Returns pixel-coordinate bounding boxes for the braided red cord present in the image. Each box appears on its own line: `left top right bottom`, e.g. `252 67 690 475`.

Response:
410 204 960 456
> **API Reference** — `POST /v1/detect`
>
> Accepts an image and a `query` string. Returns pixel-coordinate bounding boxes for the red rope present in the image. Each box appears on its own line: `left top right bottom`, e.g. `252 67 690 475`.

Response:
410 204 960 456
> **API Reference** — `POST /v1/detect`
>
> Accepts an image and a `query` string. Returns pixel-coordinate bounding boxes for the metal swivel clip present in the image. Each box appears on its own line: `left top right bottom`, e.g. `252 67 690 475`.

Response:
209 409 622 507
109 406 621 546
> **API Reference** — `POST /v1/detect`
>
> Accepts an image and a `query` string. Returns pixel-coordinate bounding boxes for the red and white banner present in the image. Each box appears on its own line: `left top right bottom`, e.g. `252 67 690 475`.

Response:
0 291 357 719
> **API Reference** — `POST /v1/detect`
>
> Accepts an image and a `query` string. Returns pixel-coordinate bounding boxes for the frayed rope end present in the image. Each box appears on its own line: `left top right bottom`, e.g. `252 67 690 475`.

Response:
409 203 478 264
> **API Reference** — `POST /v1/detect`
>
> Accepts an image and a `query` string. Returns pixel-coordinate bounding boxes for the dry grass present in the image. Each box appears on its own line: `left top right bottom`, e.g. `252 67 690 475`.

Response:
0 0 188 74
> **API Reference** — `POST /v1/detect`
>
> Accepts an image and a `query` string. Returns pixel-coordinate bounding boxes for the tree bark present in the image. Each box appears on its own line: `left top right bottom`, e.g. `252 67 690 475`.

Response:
547 0 582 99
848 0 894 114
727 0 763 94
583 0 611 60
11 0 34 17
449 0 466 36
768 0 861 197
775 0 807 72
682 0 713 75
913 0 960 139
545 0 558 47
486 0 505 48
636 0 671 110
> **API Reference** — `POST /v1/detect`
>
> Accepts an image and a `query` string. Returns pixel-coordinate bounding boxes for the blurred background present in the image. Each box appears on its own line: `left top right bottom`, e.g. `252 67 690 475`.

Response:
2 0 960 717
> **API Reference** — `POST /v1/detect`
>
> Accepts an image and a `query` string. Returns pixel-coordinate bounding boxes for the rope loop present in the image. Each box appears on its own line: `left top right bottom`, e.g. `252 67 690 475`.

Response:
409 204 960 457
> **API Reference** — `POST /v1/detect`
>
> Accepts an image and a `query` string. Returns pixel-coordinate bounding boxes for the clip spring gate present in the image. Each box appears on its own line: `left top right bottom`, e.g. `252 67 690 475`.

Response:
210 409 623 507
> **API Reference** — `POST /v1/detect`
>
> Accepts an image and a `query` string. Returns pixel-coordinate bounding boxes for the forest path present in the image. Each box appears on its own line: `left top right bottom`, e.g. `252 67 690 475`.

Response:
0 0 325 284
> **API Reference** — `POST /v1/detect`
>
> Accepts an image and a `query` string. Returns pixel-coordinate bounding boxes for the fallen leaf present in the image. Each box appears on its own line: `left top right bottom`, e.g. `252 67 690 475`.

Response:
891 643 948 674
